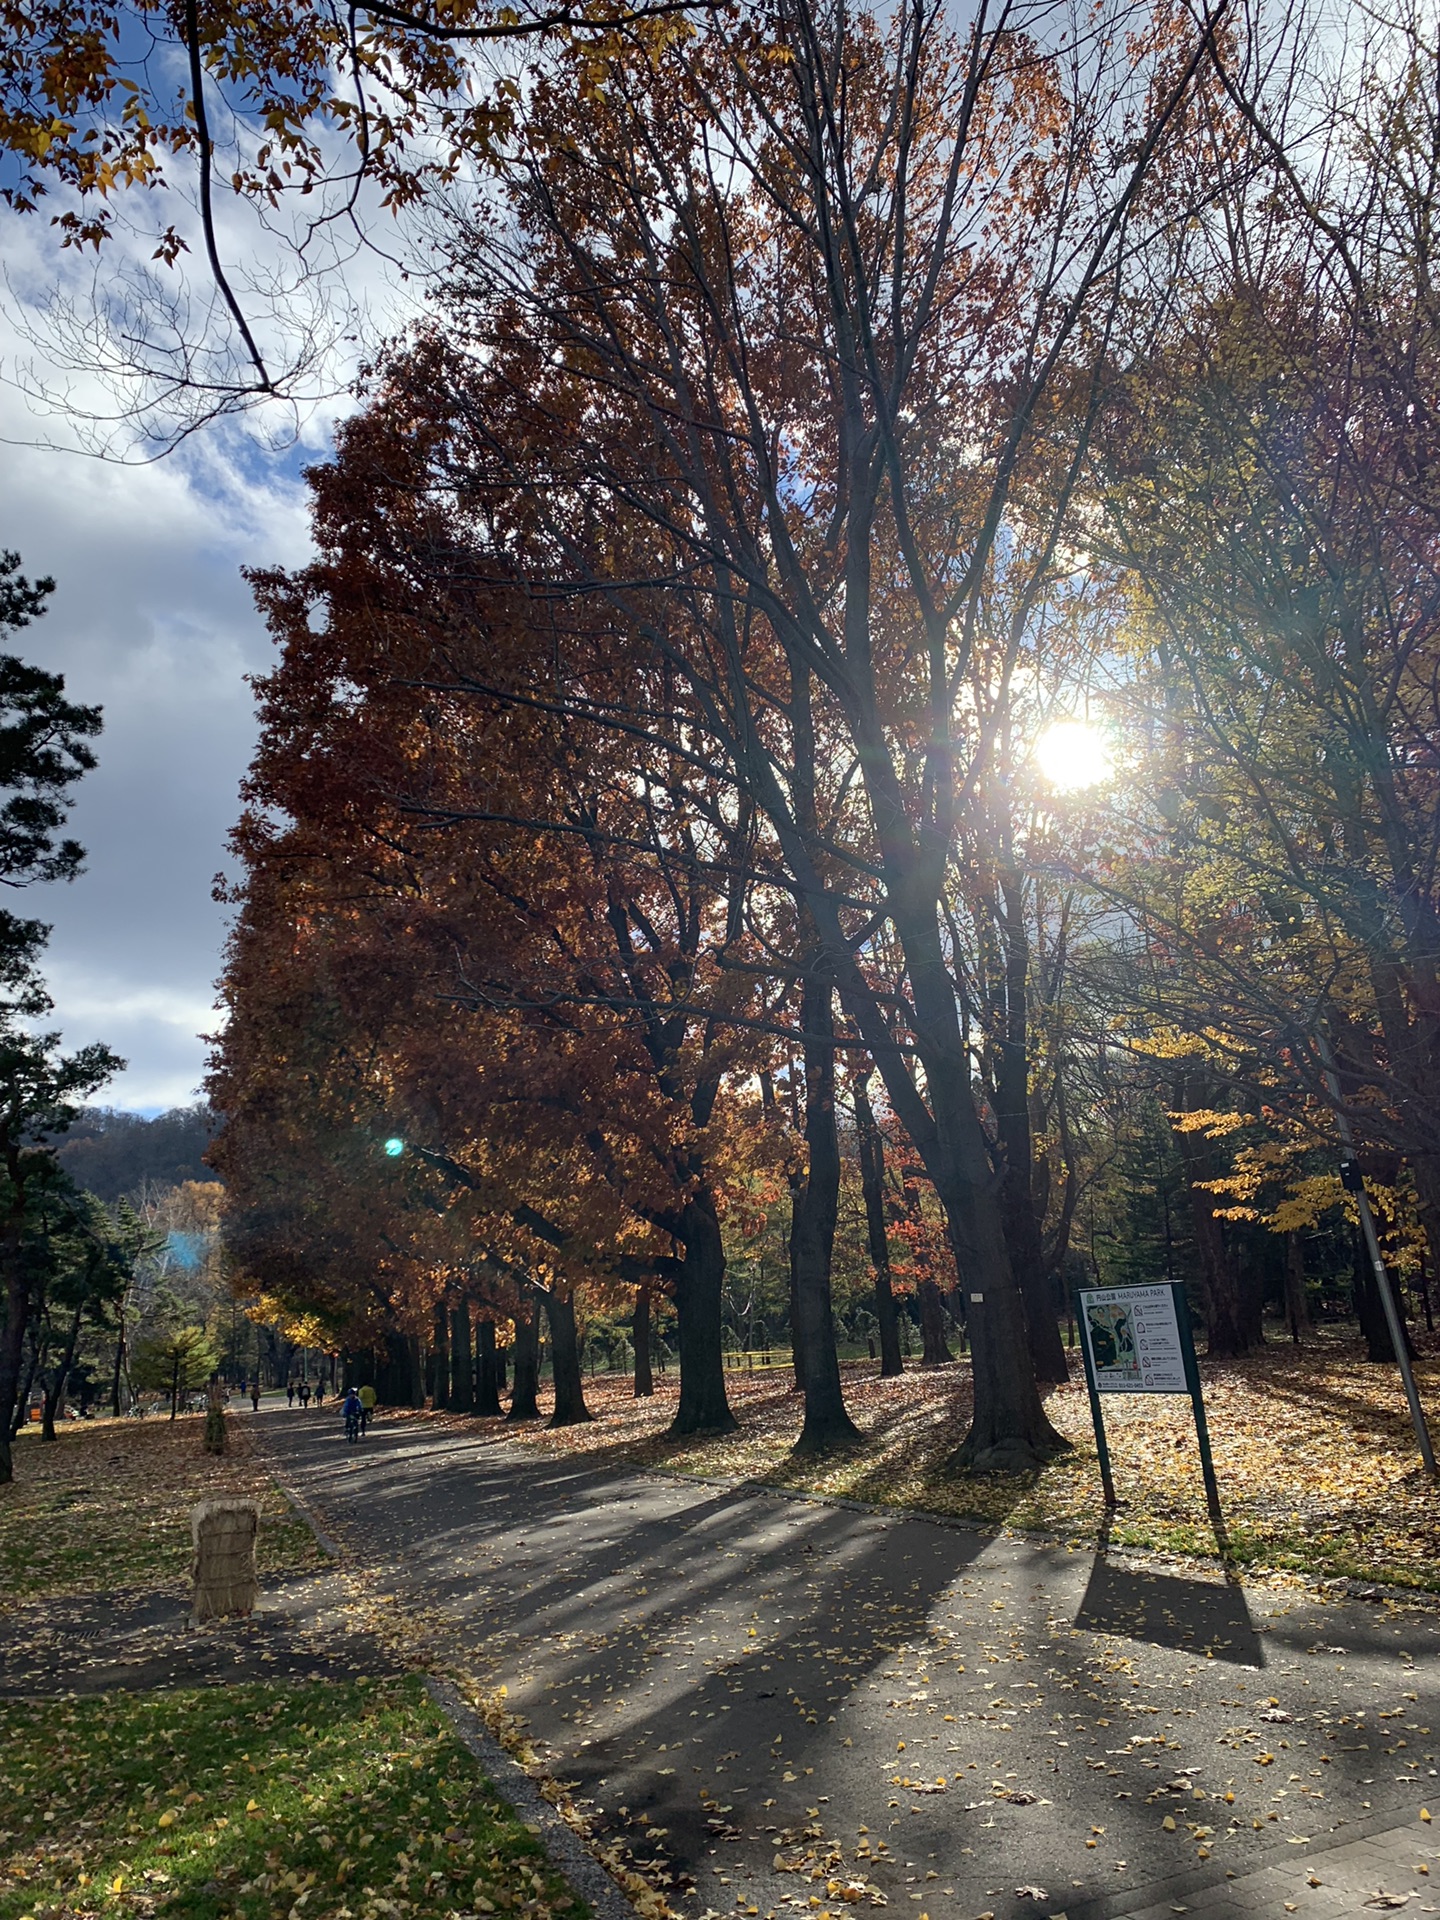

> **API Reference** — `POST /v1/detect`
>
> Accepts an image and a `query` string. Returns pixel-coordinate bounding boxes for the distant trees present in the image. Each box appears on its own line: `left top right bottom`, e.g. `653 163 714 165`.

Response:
56 1107 218 1204
0 554 120 1481
130 1294 221 1421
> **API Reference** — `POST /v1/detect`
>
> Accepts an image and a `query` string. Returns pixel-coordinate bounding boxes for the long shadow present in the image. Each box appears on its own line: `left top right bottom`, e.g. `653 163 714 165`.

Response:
1075 1510 1263 1665
1075 1555 1264 1664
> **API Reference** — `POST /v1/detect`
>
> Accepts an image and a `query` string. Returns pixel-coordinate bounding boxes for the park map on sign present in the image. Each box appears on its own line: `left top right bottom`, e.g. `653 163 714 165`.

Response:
1080 1283 1188 1393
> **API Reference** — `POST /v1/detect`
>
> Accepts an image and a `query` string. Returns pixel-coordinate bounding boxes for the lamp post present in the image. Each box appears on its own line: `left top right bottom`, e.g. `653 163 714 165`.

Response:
1318 1032 1436 1479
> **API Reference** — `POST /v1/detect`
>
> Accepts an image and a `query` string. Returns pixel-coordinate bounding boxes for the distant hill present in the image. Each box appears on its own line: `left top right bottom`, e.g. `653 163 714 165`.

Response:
56 1105 220 1202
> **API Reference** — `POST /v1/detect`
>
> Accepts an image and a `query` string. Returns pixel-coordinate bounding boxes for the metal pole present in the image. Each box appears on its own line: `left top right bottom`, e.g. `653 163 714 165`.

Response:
1173 1283 1223 1521
1075 1287 1118 1507
1319 1033 1437 1479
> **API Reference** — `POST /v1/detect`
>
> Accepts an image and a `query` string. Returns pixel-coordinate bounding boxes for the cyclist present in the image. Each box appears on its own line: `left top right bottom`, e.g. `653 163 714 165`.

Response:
342 1386 363 1444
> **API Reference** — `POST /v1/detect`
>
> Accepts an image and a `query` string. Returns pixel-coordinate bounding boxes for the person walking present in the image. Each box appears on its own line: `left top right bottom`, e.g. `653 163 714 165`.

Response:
250 1380 261 1412
299 1379 312 1410
357 1382 376 1432
314 1379 325 1407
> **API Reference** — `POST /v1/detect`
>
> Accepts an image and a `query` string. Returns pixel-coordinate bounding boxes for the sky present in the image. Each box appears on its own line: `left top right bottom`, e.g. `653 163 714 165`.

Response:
0 211 391 1112
0 418 315 1112
0 65 437 1114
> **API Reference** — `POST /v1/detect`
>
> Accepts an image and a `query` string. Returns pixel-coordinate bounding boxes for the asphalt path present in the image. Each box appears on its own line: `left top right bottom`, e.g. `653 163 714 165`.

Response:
259 1407 1440 1920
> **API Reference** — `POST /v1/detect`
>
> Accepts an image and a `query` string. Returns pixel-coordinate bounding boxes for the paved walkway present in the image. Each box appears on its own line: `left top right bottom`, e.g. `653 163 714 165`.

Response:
260 1410 1440 1920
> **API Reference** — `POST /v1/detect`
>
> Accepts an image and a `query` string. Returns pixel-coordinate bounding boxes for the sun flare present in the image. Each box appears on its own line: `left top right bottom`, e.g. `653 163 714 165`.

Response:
1033 718 1111 792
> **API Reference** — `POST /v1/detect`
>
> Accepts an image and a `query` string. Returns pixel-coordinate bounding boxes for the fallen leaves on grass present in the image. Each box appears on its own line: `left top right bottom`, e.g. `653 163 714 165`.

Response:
0 1675 583 1920
0 1415 322 1609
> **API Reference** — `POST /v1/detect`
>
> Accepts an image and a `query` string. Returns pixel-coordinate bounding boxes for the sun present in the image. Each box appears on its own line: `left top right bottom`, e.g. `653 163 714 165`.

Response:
1033 718 1111 792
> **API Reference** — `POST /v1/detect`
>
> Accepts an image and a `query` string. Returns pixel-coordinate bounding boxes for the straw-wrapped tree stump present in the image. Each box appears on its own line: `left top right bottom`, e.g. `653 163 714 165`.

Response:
190 1498 260 1621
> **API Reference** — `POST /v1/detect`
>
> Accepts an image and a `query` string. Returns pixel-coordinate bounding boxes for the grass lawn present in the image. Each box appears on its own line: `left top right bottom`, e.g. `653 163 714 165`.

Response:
0 1674 585 1920
448 1328 1440 1591
0 1414 322 1611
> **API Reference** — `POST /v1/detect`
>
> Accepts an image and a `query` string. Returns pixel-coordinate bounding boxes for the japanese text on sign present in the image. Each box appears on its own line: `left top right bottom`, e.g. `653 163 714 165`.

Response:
1078 1283 1187 1393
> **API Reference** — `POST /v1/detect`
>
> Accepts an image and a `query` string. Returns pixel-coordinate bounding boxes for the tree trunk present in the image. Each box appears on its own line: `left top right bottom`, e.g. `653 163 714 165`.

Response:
42 1299 85 1442
671 1188 737 1434
1238 1243 1265 1348
786 1215 806 1392
1284 1231 1311 1345
0 1213 32 1483
904 1177 953 1365
170 1354 179 1421
507 1286 542 1420
633 1286 654 1398
1174 1078 1249 1357
827 882 1064 1466
430 1298 450 1408
918 1277 952 1366
110 1316 127 1419
545 1288 592 1427
475 1319 503 1416
854 1070 903 1377
1353 1232 1413 1362
449 1300 473 1413
790 978 860 1453
994 876 1070 1384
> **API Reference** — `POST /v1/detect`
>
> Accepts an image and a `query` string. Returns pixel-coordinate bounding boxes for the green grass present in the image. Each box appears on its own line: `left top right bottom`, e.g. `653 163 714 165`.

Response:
0 1675 586 1920
0 1417 322 1609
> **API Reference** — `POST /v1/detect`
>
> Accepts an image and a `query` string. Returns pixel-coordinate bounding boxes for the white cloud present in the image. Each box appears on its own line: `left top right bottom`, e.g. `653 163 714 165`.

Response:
0 375 316 1112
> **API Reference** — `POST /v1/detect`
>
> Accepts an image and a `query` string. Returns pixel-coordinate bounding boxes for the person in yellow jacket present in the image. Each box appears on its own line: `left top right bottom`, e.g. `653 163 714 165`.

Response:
357 1382 377 1432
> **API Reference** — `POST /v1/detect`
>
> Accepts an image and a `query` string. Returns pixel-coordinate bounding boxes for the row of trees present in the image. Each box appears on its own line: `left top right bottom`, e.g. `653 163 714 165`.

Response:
208 0 1440 1469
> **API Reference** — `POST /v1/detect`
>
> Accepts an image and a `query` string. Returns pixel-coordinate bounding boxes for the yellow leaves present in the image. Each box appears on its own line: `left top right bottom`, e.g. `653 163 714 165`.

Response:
157 1808 178 1827
1169 1107 1253 1136
1422 1809 1432 1822
1256 1753 1275 1767
1162 1815 1176 1831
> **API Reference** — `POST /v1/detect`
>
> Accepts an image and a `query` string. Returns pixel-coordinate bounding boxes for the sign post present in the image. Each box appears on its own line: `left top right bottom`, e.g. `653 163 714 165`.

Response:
1075 1280 1222 1523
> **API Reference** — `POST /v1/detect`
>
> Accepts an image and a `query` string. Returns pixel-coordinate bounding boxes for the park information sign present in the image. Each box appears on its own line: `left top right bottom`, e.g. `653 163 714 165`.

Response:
1075 1280 1222 1519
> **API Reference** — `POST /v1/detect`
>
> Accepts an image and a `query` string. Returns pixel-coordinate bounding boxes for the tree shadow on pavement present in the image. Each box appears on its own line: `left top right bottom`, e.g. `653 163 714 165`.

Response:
1075 1553 1265 1665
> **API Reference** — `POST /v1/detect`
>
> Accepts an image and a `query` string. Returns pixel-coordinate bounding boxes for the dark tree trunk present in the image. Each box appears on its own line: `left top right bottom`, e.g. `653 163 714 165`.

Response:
1174 1078 1249 1357
42 1299 85 1442
918 1277 952 1366
671 1188 737 1434
994 876 1070 1384
791 977 860 1453
633 1286 654 1398
110 1316 127 1419
786 1213 806 1392
507 1287 542 1420
854 1070 903 1377
379 1331 425 1407
545 1289 592 1427
169 1354 180 1421
430 1299 449 1408
475 1319 502 1416
449 1300 473 1414
10 1323 40 1444
496 1343 508 1389
901 1174 953 1365
1284 1232 1311 1345
1354 1233 1413 1362
0 1205 32 1483
1238 1244 1265 1348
